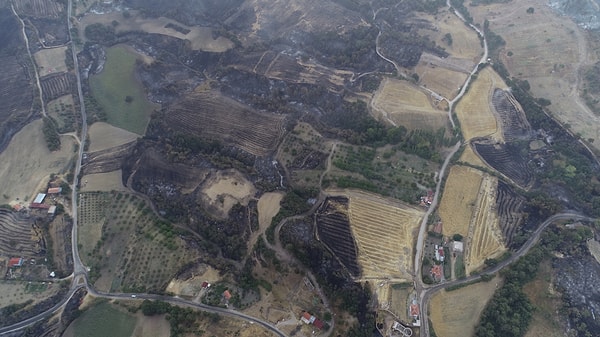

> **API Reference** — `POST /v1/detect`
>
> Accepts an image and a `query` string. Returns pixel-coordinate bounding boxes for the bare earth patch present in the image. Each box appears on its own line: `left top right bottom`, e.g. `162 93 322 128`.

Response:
199 170 256 218
87 122 139 153
429 276 501 337
34 46 68 77
0 120 76 204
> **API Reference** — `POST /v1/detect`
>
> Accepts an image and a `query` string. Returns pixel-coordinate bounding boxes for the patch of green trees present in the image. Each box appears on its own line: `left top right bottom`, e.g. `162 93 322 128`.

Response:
42 117 61 151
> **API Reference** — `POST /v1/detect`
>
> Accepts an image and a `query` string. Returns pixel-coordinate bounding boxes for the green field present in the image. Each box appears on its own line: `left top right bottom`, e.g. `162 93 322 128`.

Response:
67 302 136 337
89 45 156 135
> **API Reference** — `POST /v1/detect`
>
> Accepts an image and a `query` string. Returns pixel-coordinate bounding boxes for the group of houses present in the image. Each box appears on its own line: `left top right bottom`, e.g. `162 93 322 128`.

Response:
300 311 324 330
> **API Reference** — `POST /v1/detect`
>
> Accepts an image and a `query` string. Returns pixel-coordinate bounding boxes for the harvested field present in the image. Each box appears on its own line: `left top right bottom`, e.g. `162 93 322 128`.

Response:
469 0 600 150
464 174 505 274
438 166 483 238
371 78 448 130
13 0 63 18
199 169 255 219
455 67 504 142
491 89 531 142
40 72 75 102
166 90 286 156
429 276 500 337
79 12 233 52
473 141 534 189
496 181 525 247
80 170 127 193
418 9 483 63
257 192 283 231
87 122 139 153
347 191 424 280
78 191 193 292
34 46 67 77
0 120 76 204
82 142 135 175
415 54 469 100
315 197 360 277
459 144 488 168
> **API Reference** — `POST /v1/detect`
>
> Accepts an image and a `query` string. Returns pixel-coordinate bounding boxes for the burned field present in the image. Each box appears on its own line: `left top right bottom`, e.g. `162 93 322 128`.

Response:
473 142 534 189
81 141 136 176
492 89 531 142
315 197 360 277
0 209 42 259
13 0 68 47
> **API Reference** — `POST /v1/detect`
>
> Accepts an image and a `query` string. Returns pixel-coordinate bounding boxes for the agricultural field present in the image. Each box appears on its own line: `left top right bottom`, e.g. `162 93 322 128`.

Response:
588 239 600 264
491 88 532 142
81 141 135 176
418 8 483 63
166 90 286 156
12 0 63 18
80 170 128 193
429 276 500 337
78 11 233 52
33 46 67 77
87 122 139 152
496 181 526 247
469 0 600 150
464 174 506 274
371 78 449 130
47 94 76 133
62 301 136 337
347 191 424 280
522 260 564 337
458 144 488 168
438 165 483 238
78 191 193 292
0 280 60 308
198 169 256 219
473 141 534 188
89 45 160 135
415 55 470 100
0 209 41 259
40 72 75 102
455 67 504 142
0 120 76 205
387 284 413 323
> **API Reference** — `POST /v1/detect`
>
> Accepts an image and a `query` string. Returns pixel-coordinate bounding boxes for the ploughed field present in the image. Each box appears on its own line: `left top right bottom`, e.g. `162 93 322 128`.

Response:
491 89 531 142
81 141 136 175
165 90 286 156
315 197 360 277
473 142 534 189
13 0 63 18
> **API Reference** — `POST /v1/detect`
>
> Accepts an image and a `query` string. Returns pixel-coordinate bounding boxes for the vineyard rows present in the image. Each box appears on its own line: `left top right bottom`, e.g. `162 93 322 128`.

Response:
167 91 285 156
491 89 531 142
41 73 75 102
474 142 533 188
348 196 423 280
13 0 63 18
316 197 360 276
0 210 40 257
495 181 525 247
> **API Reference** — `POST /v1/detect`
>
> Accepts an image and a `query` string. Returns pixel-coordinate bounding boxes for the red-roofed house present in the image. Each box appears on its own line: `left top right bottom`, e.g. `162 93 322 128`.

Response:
201 282 209 288
430 264 442 281
47 187 62 194
223 290 232 300
301 312 312 324
410 303 420 318
313 319 324 330
8 257 23 267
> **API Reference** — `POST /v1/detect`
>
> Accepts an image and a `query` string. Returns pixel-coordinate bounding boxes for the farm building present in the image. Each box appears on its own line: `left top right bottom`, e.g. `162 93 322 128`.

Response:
33 193 46 204
48 205 57 215
47 187 62 194
300 311 324 329
201 281 210 288
30 203 50 209
430 264 442 281
434 245 445 262
223 290 232 300
301 312 312 324
313 319 324 330
452 241 464 253
8 257 24 267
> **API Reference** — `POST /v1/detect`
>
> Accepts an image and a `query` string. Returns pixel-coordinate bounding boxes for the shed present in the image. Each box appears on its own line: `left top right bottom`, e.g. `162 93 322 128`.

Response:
33 193 46 204
223 290 232 300
48 205 57 215
452 241 464 253
8 257 24 267
47 187 62 194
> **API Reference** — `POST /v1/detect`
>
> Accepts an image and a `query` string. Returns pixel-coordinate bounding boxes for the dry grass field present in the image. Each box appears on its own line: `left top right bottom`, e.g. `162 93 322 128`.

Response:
418 9 483 63
459 144 488 168
199 170 256 219
79 11 233 52
388 285 412 322
0 280 60 308
415 59 469 101
523 260 564 337
455 67 505 141
166 264 221 297
465 174 505 274
80 170 127 193
371 78 448 130
87 122 139 152
47 94 75 131
34 46 68 77
0 120 76 204
438 166 483 237
347 191 424 280
429 276 500 337
469 0 600 150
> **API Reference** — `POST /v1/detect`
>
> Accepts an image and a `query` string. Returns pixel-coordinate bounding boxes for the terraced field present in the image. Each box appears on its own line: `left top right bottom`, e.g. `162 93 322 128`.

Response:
438 166 483 238
166 90 286 156
491 89 532 142
0 209 41 257
347 192 423 280
473 142 534 189
315 197 360 277
455 67 504 142
496 181 525 247
465 174 505 274
372 78 448 130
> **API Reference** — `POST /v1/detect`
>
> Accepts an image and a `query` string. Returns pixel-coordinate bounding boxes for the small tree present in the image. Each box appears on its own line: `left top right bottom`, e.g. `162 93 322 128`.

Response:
452 233 463 241
526 7 534 14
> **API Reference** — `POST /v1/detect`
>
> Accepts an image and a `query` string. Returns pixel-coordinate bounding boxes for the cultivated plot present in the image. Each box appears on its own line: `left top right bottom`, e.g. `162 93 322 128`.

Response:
347 191 424 280
459 144 488 168
438 165 483 238
372 78 449 130
415 55 470 100
80 170 128 193
455 67 504 142
87 122 139 152
429 276 500 337
34 46 68 77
